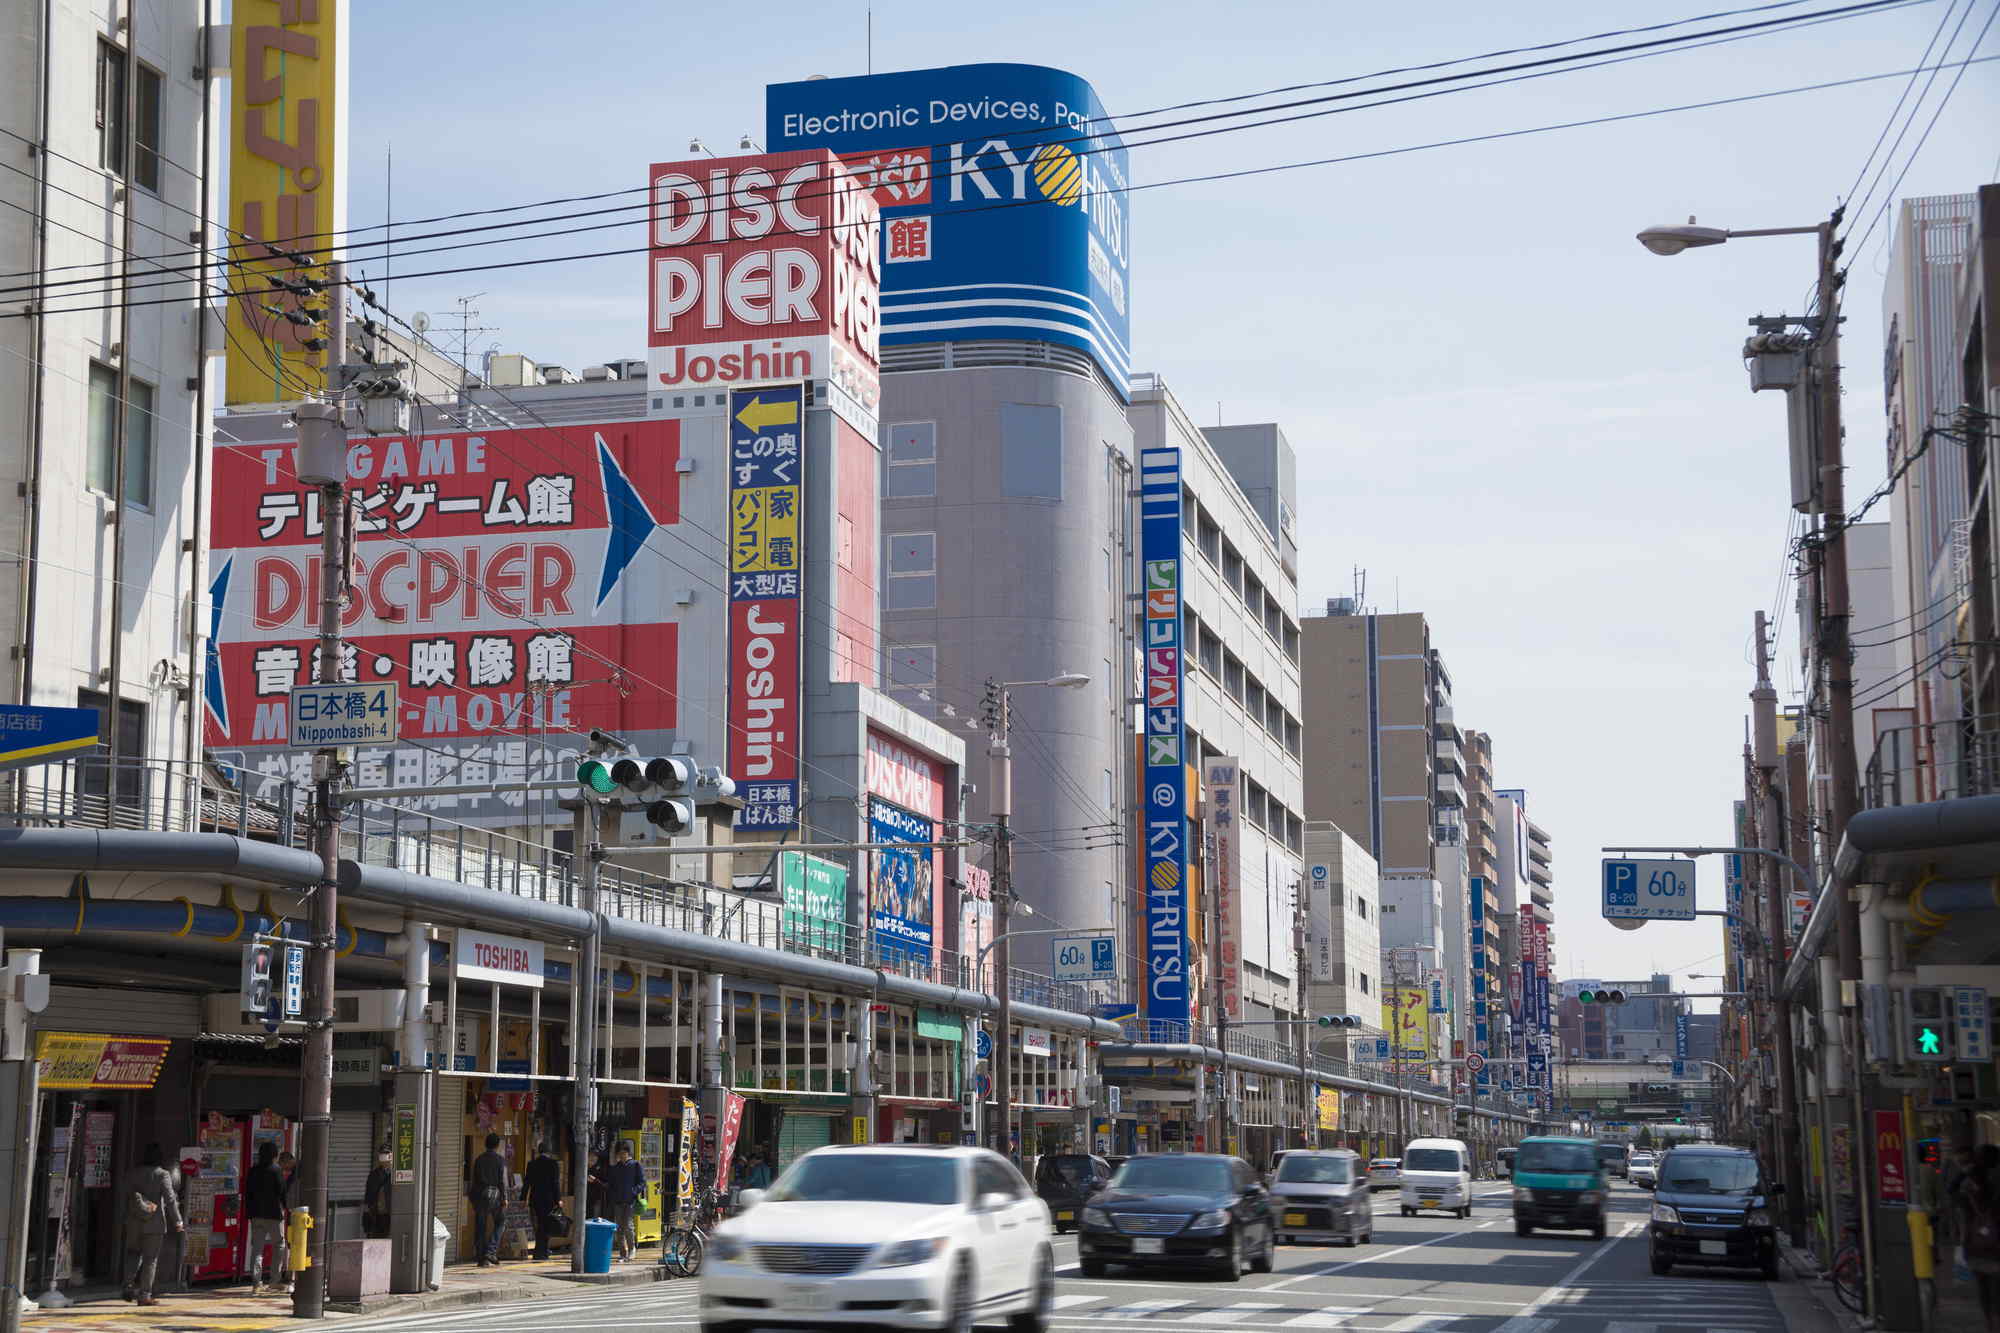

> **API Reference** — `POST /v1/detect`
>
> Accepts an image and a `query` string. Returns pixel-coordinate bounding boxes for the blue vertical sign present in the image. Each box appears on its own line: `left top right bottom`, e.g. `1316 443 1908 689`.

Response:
1139 448 1188 1028
1469 876 1489 1093
1673 1011 1689 1080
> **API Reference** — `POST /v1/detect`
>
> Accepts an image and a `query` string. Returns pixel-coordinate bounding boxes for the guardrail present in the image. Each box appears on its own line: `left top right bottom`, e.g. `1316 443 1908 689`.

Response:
1865 712 2000 808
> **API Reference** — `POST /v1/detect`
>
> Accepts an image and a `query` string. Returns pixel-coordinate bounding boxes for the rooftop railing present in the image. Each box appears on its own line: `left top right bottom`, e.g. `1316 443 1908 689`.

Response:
1865 712 2000 808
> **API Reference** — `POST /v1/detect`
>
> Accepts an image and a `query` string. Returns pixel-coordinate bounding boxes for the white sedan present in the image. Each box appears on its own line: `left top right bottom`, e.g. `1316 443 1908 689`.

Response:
700 1144 1054 1333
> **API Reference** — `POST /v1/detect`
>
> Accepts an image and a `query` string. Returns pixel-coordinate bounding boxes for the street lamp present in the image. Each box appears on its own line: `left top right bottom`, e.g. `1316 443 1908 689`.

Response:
983 671 1091 1160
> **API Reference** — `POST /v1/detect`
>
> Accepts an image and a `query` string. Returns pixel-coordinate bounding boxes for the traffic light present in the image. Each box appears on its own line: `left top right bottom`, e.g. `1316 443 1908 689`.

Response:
240 940 274 1016
613 756 697 833
1316 1014 1361 1028
1905 986 1951 1063
1576 989 1627 1005
577 757 618 794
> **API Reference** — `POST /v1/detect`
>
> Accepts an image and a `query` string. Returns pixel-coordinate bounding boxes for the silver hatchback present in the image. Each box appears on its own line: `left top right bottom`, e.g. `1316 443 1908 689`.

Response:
1271 1150 1372 1247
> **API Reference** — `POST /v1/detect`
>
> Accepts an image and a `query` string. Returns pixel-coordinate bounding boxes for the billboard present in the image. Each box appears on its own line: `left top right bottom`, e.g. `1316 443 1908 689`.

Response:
1306 862 1335 983
726 384 806 829
225 0 346 404
206 418 682 818
1384 988 1429 1059
1203 757 1242 1020
1138 448 1188 1026
646 150 881 421
780 852 848 955
869 797 935 967
766 64 1132 395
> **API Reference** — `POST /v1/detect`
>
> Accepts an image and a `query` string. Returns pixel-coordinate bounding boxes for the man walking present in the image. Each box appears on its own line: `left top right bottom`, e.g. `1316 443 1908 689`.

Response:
121 1145 182 1306
468 1133 510 1266
243 1142 290 1295
605 1140 646 1262
521 1143 563 1261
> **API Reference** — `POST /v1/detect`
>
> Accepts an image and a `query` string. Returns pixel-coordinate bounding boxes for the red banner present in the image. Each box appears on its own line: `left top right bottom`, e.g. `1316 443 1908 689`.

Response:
1873 1109 1908 1203
717 1092 747 1195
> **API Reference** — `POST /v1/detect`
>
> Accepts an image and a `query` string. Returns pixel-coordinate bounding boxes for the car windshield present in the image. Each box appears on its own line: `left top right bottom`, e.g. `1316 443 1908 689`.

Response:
1596 1147 1624 1163
1516 1143 1596 1174
766 1153 960 1205
1277 1156 1351 1184
1633 1154 1656 1164
1403 1149 1462 1173
1661 1154 1760 1194
1038 1157 1096 1185
1110 1157 1233 1194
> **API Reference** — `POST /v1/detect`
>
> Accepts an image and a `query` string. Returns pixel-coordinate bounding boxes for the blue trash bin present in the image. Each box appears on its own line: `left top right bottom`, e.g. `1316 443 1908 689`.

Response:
582 1219 617 1274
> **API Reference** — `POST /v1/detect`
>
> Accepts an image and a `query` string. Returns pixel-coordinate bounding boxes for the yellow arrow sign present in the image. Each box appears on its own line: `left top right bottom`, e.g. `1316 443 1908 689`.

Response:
735 394 799 433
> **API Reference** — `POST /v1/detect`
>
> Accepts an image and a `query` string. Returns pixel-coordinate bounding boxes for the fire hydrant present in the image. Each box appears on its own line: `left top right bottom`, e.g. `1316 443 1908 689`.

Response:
288 1206 313 1272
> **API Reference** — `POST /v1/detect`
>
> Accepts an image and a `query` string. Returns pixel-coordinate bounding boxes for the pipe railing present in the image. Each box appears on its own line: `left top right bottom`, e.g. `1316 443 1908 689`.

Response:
1865 712 2000 808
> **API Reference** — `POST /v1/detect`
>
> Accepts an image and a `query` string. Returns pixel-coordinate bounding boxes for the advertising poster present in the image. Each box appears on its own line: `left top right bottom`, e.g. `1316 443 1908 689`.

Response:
869 798 935 966
1202 758 1242 1019
725 384 806 829
1383 988 1429 1058
1137 447 1188 1026
780 852 849 955
677 1099 698 1212
207 419 683 823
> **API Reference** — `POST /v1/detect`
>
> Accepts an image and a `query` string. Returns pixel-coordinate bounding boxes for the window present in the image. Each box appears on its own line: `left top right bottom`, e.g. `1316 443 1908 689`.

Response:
999 402 1061 499
885 533 936 611
88 365 153 507
886 422 935 498
1199 625 1222 676
973 1157 1023 1202
76 689 144 806
134 65 161 192
97 42 126 175
887 643 935 688
1359 972 1371 995
1223 653 1244 702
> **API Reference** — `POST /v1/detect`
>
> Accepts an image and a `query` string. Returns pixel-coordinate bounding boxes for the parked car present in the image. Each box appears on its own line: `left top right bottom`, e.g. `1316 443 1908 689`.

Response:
1078 1153 1276 1281
1398 1138 1474 1219
1269 1149 1372 1247
1597 1142 1629 1179
1629 1151 1659 1189
1647 1144 1782 1280
1366 1158 1403 1190
1263 1149 1293 1186
699 1144 1055 1333
1034 1152 1112 1233
1510 1136 1607 1239
1495 1147 1518 1180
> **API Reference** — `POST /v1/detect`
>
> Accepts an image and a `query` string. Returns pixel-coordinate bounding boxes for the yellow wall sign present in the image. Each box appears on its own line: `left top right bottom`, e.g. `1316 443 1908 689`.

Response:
226 0 346 405
37 1032 172 1090
852 1116 869 1145
1381 988 1430 1059
1316 1088 1341 1130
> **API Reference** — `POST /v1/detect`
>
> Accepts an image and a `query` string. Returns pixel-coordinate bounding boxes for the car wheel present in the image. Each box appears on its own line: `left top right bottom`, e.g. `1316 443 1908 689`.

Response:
1516 1222 1532 1237
1079 1257 1107 1279
1459 1206 1471 1220
1592 1223 1606 1241
1010 1248 1053 1333
942 1258 975 1333
1401 1206 1412 1218
1761 1251 1781 1282
1249 1226 1274 1274
1649 1248 1672 1277
1214 1226 1243 1282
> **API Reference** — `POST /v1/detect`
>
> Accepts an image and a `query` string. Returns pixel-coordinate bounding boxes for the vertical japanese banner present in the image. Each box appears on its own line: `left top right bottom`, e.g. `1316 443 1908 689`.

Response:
716 1093 747 1196
726 384 806 829
1139 447 1189 1029
1469 876 1489 1094
1202 757 1242 1020
1306 863 1334 983
677 1098 698 1211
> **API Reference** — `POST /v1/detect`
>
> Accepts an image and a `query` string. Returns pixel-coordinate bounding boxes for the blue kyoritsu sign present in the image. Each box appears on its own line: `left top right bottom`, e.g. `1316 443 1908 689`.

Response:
869 797 935 967
1138 447 1187 1027
1469 876 1489 1093
766 64 1132 394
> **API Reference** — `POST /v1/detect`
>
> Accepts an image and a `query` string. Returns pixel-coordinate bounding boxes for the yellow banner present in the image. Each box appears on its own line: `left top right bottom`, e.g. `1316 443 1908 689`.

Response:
226 0 345 404
37 1032 172 1090
1382 988 1430 1058
677 1098 698 1210
1316 1087 1340 1130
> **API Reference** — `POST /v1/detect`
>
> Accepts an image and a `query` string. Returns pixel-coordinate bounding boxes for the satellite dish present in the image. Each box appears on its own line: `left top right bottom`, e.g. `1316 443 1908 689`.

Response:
411 312 431 334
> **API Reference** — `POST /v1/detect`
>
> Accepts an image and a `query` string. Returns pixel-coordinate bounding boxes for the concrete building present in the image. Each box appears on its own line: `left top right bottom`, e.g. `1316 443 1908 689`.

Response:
1302 822 1382 1043
3 0 218 806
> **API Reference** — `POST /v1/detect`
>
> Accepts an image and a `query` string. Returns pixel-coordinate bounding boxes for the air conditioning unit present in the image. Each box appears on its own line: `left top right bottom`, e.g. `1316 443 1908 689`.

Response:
582 365 615 382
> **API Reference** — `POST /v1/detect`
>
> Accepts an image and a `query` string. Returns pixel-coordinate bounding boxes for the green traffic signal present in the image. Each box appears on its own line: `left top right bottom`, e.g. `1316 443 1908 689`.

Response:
1917 1026 1944 1056
577 758 617 794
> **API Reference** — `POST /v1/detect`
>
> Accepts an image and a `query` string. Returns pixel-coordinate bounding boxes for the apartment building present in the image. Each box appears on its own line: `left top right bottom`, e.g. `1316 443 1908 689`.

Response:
1302 822 1381 1064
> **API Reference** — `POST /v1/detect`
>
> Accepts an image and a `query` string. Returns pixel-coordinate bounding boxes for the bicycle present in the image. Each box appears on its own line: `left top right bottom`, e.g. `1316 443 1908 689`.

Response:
1826 1225 1863 1312
663 1188 724 1278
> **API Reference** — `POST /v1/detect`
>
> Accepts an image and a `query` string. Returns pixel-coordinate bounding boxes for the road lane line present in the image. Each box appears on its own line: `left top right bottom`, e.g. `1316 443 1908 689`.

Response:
1051 1293 1100 1309
1492 1220 1641 1333
1258 1217 1485 1292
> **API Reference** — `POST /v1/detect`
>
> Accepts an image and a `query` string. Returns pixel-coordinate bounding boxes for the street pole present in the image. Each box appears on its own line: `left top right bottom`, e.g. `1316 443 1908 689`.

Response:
988 684 1014 1161
294 265 347 1320
1752 612 1808 1244
570 801 600 1274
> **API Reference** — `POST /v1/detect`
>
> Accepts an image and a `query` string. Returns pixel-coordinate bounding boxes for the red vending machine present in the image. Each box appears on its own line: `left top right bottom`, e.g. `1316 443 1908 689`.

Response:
186 1111 294 1284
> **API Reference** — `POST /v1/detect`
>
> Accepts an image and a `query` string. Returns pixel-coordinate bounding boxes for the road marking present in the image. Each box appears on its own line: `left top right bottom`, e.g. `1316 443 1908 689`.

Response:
1603 1324 1660 1333
1258 1219 1480 1292
1052 1294 1101 1309
1278 1315 1358 1329
1493 1220 1641 1333
1090 1298 1195 1316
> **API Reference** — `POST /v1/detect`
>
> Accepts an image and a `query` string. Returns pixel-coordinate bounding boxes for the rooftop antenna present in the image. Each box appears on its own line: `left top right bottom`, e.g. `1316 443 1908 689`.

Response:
867 7 873 74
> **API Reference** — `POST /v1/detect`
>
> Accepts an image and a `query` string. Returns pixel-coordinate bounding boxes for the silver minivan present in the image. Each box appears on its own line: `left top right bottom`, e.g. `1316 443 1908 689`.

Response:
1269 1149 1372 1246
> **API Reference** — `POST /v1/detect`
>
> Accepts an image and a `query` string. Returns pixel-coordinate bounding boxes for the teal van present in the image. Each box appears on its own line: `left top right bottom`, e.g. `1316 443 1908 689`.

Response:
1510 1136 1607 1239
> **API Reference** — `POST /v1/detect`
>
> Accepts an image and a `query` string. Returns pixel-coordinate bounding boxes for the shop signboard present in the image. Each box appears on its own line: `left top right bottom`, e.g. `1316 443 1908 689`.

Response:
717 1094 747 1197
1022 1028 1052 1058
678 1098 699 1212
1382 989 1429 1059
1137 447 1189 1026
779 852 848 954
332 1047 380 1085
1203 757 1243 1020
35 1032 171 1090
868 797 935 966
394 1106 418 1183
1316 1088 1340 1131
455 929 545 989
207 419 683 825
1306 862 1334 982
1874 1109 1908 1203
726 384 806 829
0 704 99 771
765 63 1132 394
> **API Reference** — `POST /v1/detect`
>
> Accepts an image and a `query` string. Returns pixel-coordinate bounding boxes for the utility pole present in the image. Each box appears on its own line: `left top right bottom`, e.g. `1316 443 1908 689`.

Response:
1295 889 1312 1148
292 262 349 1320
1752 613 1808 1243
985 683 1014 1161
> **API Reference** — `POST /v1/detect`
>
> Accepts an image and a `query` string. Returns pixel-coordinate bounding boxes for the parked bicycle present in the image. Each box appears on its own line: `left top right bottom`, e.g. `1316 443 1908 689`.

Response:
1826 1224 1863 1312
662 1187 724 1278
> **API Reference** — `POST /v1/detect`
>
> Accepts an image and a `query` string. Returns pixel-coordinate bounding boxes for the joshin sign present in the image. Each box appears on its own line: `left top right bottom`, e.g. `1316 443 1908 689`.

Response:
726 385 805 830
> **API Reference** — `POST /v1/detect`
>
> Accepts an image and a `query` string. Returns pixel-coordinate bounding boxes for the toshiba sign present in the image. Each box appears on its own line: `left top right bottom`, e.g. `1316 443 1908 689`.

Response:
646 151 880 414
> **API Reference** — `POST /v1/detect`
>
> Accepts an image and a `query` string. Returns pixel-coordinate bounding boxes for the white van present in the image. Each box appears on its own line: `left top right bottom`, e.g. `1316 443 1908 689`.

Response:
1398 1138 1473 1218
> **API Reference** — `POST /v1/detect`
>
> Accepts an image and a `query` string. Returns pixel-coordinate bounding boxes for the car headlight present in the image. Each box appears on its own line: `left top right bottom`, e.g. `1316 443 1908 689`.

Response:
1081 1207 1111 1229
1747 1209 1772 1228
1651 1202 1681 1224
1580 1192 1602 1205
708 1234 744 1263
1512 1186 1532 1202
1189 1209 1230 1230
876 1237 947 1268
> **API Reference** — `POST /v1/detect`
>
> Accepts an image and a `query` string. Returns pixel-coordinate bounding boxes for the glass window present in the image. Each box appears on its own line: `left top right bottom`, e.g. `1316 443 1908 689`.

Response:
87 362 118 494
1403 1148 1463 1173
1276 1155 1351 1184
1109 1157 1232 1194
768 1153 961 1205
974 1157 1023 1201
1657 1152 1760 1194
999 402 1061 499
1515 1142 1595 1174
124 378 154 508
76 689 144 805
885 533 935 611
97 42 126 175
886 423 936 498
887 643 935 688
134 65 161 193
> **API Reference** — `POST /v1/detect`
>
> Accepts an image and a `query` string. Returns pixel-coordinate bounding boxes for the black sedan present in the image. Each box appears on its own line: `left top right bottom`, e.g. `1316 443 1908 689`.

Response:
1647 1144 1783 1280
1078 1153 1276 1281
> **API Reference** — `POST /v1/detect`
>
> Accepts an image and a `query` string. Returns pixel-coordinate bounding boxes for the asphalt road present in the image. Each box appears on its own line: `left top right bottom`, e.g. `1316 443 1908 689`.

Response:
326 1181 1807 1333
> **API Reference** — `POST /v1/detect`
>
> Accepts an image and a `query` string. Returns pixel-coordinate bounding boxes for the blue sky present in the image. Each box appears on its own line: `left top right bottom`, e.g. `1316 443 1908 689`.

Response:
343 0 1999 988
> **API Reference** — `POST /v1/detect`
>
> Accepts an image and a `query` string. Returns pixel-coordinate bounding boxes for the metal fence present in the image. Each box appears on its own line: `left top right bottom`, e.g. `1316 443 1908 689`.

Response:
1864 712 2000 808
0 755 1099 1014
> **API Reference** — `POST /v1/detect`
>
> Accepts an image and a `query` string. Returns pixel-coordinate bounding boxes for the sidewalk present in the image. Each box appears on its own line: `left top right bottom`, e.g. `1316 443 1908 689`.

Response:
1774 1237 1862 1333
19 1256 674 1332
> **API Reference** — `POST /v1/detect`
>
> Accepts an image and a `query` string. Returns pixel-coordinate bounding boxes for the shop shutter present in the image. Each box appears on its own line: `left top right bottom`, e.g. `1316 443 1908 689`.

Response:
432 1078 465 1263
39 985 201 1037
329 1111 377 1210
775 1112 832 1171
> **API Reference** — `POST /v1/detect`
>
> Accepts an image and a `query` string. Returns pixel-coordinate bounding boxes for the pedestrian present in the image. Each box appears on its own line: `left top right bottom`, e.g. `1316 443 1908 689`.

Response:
278 1150 298 1201
586 1149 607 1220
468 1133 509 1266
605 1140 646 1262
1960 1143 2000 1332
363 1147 393 1240
522 1143 563 1261
744 1152 773 1192
120 1144 183 1307
243 1142 290 1295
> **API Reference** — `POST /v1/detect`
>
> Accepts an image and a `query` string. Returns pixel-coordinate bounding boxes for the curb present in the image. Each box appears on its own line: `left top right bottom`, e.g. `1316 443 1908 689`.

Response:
325 1265 672 1317
1776 1240 1864 1332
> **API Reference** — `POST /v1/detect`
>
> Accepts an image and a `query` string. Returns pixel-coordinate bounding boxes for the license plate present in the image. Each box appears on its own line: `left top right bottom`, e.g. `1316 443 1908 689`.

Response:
1056 1210 1072 1221
786 1284 834 1311
1421 1199 1441 1208
1699 1240 1727 1256
1132 1238 1165 1255
1284 1212 1308 1227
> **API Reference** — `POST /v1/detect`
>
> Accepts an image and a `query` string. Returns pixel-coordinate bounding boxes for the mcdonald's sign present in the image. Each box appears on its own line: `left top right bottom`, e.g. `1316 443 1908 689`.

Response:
1873 1109 1908 1203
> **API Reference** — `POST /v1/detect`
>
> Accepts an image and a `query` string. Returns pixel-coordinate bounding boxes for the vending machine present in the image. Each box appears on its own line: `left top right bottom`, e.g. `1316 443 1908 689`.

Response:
619 1120 665 1245
187 1111 294 1284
